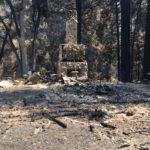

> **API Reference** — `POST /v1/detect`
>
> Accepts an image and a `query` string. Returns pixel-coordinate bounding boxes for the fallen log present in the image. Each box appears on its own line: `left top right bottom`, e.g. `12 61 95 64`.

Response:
57 111 81 117
100 122 116 130
42 112 67 128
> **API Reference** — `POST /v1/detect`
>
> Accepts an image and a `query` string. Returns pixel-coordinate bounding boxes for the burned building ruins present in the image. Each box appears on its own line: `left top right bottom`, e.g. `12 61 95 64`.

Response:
57 0 88 80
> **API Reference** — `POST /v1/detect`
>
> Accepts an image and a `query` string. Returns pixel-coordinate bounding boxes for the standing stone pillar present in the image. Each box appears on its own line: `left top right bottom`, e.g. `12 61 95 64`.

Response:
66 11 77 44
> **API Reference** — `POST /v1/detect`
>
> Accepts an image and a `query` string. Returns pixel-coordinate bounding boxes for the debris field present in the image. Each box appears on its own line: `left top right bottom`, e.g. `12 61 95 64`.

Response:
0 80 150 150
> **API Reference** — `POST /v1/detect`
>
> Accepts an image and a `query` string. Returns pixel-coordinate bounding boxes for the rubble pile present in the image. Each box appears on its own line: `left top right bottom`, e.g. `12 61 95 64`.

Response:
0 81 150 150
60 82 150 105
109 84 150 103
24 72 41 84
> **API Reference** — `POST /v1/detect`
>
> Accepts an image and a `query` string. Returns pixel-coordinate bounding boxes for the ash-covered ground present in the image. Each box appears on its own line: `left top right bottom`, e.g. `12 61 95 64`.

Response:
0 80 150 150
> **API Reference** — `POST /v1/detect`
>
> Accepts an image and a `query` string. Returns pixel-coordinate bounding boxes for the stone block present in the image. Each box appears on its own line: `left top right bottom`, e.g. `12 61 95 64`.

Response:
59 61 88 80
59 44 86 61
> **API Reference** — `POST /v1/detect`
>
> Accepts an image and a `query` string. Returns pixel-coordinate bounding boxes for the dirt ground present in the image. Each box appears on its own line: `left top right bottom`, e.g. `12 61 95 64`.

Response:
0 80 150 150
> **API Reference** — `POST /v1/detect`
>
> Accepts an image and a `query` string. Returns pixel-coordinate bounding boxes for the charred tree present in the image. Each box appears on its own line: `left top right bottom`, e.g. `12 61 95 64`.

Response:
0 15 21 68
31 0 48 72
115 0 121 81
31 0 41 72
0 18 12 61
120 0 131 82
19 0 29 75
6 0 29 75
76 0 82 44
143 0 150 80
130 0 142 81
5 0 20 36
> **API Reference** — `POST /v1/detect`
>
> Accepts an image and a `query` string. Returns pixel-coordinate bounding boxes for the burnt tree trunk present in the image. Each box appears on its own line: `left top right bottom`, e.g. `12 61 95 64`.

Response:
76 0 82 44
143 0 150 80
5 0 20 36
130 0 142 81
0 18 12 61
19 0 29 75
6 0 29 75
31 0 41 72
120 0 131 82
31 0 48 72
115 0 121 81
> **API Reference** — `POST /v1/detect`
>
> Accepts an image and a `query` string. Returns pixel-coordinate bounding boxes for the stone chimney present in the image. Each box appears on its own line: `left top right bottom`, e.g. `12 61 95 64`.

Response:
57 1 88 80
65 10 78 44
